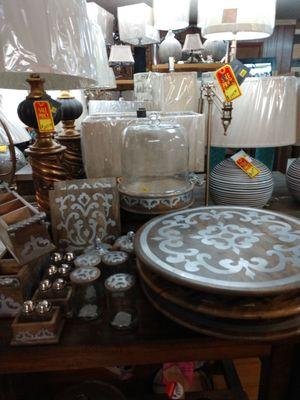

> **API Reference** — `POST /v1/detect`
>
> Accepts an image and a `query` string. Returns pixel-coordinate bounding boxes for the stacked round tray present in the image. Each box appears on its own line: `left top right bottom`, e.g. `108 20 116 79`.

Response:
209 159 274 208
135 206 300 341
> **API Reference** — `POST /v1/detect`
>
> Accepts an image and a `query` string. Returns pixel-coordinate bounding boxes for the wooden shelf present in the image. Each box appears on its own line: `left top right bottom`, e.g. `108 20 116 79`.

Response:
115 79 134 91
151 63 223 73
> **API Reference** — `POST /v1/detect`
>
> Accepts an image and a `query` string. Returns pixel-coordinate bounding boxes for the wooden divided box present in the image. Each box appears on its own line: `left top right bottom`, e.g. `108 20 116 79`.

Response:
0 189 55 264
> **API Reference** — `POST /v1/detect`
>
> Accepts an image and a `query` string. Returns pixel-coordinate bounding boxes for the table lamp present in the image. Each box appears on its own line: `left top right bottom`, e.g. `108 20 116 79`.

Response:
118 3 160 46
211 76 297 149
153 0 190 31
202 0 276 59
209 77 297 208
183 34 203 63
86 2 115 45
109 46 135 80
0 0 97 212
56 6 112 180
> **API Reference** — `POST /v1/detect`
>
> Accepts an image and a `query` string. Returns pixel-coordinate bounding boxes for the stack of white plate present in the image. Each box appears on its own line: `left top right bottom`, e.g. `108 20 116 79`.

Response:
209 158 274 208
286 158 300 202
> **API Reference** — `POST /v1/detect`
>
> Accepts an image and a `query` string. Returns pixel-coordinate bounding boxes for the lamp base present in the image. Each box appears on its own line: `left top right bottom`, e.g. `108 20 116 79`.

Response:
56 131 85 180
26 139 67 213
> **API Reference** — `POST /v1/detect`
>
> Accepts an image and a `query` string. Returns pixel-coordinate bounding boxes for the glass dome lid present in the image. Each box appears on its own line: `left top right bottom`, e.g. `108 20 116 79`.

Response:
119 114 194 215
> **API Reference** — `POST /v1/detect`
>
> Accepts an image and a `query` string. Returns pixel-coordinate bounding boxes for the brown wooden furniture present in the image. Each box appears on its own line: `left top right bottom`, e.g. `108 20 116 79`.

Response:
0 173 298 400
151 63 223 73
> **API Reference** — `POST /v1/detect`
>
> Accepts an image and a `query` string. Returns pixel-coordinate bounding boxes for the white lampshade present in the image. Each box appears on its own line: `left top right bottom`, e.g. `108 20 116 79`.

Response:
118 3 160 46
211 77 297 148
202 0 276 41
0 0 97 89
109 46 135 64
183 34 203 52
86 2 115 45
153 0 190 31
197 0 211 28
87 10 113 89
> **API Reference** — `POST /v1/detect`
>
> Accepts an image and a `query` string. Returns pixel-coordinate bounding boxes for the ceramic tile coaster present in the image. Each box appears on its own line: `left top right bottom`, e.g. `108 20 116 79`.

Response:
50 178 120 251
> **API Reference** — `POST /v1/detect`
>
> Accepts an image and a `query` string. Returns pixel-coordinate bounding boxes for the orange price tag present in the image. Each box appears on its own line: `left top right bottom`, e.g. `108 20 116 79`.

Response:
215 64 242 102
33 101 55 133
231 150 260 178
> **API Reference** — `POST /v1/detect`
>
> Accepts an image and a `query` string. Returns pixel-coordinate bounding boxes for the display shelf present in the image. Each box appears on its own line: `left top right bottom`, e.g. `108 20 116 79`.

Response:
151 63 223 73
115 79 134 91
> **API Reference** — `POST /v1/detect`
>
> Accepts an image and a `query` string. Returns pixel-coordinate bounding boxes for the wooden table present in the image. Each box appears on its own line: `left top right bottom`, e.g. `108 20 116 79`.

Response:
0 172 299 400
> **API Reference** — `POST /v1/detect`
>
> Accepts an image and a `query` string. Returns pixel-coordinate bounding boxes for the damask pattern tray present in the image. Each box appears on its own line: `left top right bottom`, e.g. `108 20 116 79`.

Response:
135 206 300 296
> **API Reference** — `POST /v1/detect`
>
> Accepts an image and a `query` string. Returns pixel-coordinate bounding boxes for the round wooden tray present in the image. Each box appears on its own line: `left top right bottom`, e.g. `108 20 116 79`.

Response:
137 260 300 320
135 206 300 296
141 280 300 341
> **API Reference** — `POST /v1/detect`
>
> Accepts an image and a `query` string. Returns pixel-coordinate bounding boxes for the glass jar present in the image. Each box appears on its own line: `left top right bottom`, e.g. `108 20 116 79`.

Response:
105 273 137 330
70 267 102 321
119 115 193 214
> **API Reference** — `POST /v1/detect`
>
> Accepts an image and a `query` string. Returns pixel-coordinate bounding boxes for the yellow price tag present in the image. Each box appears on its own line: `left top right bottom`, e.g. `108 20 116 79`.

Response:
231 150 261 178
215 64 242 102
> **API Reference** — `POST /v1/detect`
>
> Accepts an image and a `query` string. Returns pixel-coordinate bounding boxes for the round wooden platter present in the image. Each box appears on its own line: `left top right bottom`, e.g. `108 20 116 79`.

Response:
141 280 300 342
135 206 300 297
137 260 300 321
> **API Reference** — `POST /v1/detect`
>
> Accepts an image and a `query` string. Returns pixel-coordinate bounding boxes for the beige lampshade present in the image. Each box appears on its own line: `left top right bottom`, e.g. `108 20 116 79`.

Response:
87 7 114 89
86 2 115 45
211 76 297 148
118 3 160 45
153 0 190 31
0 0 97 89
183 34 203 52
109 46 135 64
202 0 276 41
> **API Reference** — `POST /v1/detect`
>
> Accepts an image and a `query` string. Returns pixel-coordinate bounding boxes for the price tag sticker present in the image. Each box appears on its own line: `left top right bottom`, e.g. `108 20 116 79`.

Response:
33 101 55 132
215 64 242 102
231 150 261 178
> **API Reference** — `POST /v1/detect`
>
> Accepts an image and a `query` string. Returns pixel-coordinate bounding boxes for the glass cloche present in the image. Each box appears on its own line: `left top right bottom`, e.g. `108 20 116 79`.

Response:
119 114 194 214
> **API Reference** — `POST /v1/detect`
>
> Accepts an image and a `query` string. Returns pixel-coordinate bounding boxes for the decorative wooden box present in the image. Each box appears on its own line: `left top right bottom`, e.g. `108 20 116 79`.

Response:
0 189 55 264
32 286 73 317
11 307 64 346
0 251 42 318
